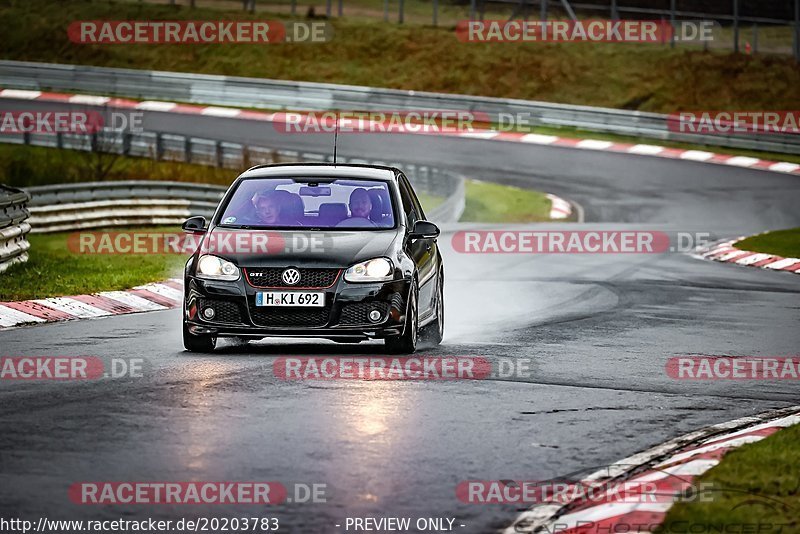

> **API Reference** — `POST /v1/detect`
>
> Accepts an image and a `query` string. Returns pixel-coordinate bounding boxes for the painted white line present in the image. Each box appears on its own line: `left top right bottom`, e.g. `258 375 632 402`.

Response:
631 459 720 483
459 131 500 139
136 100 178 112
68 95 110 105
98 291 168 311
576 139 614 150
654 435 765 468
735 253 773 265
764 257 800 270
134 283 182 302
0 305 46 327
0 89 42 99
701 414 800 445
679 150 715 161
628 144 665 155
519 133 559 145
724 156 761 167
201 106 242 118
32 297 111 318
768 162 800 173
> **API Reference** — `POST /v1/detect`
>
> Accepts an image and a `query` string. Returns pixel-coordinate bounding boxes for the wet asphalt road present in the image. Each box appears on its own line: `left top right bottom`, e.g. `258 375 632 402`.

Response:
1 98 799 533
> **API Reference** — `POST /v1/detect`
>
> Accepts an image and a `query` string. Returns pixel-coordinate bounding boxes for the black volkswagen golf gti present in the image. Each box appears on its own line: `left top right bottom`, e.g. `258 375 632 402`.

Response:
182 163 444 353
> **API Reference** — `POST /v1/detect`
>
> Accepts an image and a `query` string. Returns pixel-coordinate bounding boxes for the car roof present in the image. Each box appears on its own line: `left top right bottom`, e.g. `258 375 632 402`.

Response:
239 163 400 181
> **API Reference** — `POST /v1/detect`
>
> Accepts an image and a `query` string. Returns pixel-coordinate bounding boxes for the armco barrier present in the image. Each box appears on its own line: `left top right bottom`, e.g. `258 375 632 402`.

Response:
0 184 31 273
5 126 465 231
2 60 799 154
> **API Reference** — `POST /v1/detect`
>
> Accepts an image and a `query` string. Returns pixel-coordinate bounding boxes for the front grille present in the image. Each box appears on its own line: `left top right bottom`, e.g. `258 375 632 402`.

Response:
198 299 244 324
339 302 390 326
249 304 332 328
245 268 340 288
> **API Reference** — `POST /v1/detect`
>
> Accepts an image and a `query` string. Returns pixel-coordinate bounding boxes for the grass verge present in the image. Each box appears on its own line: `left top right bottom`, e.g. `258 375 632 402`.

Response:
660 423 800 532
460 179 552 223
735 228 800 258
1 228 186 301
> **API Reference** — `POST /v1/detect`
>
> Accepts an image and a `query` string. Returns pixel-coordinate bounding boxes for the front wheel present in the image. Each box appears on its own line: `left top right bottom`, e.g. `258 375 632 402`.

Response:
385 288 418 354
183 321 217 352
420 271 444 346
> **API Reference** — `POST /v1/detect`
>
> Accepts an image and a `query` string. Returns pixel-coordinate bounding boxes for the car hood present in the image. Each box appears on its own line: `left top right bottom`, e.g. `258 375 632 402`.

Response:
202 227 400 268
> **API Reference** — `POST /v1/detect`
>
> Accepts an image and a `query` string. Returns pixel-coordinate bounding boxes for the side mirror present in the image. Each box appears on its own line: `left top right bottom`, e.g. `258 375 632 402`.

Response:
409 220 440 240
182 216 207 234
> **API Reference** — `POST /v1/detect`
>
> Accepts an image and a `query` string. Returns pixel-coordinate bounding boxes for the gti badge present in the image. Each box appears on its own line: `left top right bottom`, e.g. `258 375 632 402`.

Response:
282 268 301 286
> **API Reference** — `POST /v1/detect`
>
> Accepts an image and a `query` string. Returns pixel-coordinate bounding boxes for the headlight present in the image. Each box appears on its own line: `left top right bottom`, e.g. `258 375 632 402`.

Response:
196 255 240 281
344 258 394 283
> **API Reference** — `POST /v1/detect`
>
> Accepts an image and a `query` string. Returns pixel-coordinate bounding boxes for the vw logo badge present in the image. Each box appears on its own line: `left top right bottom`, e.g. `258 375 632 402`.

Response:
282 268 301 286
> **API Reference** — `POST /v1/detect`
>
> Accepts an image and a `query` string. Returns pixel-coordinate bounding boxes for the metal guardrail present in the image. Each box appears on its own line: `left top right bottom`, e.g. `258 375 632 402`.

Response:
1 60 798 154
0 185 32 273
9 130 465 232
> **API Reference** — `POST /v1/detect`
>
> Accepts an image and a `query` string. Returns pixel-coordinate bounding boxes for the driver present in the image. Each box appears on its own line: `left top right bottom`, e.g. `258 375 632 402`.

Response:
337 188 376 227
252 190 282 225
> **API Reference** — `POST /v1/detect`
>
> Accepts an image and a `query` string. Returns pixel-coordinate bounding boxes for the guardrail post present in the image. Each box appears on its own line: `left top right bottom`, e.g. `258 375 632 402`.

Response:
733 0 739 53
670 0 676 48
469 0 476 20
91 132 99 153
23 131 31 146
155 132 163 161
752 23 758 53
795 0 800 63
541 0 547 24
242 146 251 169
216 141 224 168
326 0 332 18
56 132 63 149
122 132 131 156
185 137 192 164
338 0 343 17
610 0 618 20
291 0 296 15
398 0 404 23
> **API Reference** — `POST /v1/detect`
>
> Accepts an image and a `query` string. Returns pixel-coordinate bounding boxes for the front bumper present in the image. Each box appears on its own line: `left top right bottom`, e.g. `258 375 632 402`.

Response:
184 275 410 340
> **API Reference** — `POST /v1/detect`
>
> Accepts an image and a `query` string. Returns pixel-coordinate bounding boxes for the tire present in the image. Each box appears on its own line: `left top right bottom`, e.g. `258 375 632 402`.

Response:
420 271 444 346
183 321 217 352
385 286 418 354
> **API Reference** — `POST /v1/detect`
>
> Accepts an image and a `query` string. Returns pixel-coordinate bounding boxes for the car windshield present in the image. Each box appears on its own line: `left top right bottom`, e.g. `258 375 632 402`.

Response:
218 177 396 230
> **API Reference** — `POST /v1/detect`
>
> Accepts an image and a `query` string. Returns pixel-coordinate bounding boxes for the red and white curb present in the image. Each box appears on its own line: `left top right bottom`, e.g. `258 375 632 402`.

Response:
0 279 183 329
696 238 800 274
2 89 800 177
547 193 573 220
504 406 800 534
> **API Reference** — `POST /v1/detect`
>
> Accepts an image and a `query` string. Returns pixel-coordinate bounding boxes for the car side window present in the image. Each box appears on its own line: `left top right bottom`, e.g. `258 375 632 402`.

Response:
400 176 425 226
398 176 420 227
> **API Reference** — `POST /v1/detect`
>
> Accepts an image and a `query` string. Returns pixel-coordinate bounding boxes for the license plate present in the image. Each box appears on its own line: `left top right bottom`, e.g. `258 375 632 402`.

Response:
255 291 325 307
